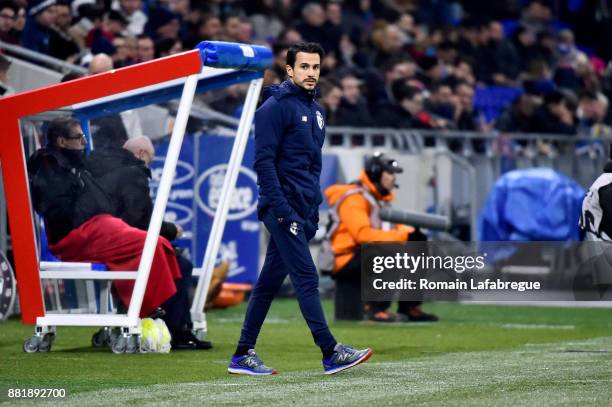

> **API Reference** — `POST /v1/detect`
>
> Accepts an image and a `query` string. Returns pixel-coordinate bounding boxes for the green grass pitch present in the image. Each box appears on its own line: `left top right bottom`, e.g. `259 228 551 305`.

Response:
0 300 611 406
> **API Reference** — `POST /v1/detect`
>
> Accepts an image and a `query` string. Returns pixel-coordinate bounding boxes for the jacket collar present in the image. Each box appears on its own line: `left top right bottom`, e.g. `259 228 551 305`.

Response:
285 80 320 99
39 146 82 170
87 146 150 178
263 79 320 102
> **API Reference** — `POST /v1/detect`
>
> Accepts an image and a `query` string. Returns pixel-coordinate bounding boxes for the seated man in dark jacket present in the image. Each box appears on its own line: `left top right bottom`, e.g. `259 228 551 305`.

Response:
85 134 212 350
28 116 182 323
530 90 576 135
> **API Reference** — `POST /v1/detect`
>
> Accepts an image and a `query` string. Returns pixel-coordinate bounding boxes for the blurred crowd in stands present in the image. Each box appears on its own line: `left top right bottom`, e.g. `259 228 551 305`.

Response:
3 0 612 138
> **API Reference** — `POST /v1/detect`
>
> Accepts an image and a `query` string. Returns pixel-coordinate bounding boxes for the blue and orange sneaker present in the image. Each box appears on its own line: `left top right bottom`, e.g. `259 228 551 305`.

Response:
323 343 373 375
228 349 278 375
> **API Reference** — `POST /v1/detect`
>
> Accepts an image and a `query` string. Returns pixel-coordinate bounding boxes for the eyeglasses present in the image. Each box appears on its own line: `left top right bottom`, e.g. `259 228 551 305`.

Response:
63 133 87 141
0 13 15 20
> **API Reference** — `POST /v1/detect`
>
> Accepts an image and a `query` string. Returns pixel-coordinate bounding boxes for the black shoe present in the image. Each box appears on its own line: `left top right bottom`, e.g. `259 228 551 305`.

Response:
148 307 167 319
399 307 439 322
171 330 213 350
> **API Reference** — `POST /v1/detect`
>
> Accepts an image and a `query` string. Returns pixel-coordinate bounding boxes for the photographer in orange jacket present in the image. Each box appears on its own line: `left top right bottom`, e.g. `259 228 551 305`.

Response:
325 152 438 322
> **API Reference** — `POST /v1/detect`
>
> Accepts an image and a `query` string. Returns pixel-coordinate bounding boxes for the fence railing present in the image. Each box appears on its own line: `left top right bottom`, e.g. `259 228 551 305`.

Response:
325 126 612 152
324 127 610 240
0 40 87 75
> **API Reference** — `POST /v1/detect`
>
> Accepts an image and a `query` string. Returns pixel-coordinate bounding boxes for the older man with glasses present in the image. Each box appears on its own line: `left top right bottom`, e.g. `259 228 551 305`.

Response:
27 116 184 327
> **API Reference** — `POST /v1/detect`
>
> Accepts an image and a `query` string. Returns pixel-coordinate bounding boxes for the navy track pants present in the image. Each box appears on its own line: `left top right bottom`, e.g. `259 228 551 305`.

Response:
237 210 336 353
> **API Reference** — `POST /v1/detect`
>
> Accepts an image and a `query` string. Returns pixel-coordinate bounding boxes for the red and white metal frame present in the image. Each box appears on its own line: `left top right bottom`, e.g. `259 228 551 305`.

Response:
0 50 203 326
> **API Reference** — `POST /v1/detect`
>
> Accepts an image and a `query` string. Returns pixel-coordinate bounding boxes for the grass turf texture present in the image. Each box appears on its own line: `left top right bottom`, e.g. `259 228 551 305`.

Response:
0 300 611 405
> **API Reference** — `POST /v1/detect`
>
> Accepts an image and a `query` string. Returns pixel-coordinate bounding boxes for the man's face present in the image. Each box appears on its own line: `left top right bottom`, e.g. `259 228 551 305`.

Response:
323 86 342 111
434 85 453 105
580 98 606 120
489 22 503 42
157 18 179 39
548 101 564 117
224 16 241 40
326 3 341 25
281 29 302 44
168 39 182 55
286 52 320 91
235 20 252 43
0 7 15 33
384 25 403 52
54 5 71 30
304 4 325 26
57 125 86 150
401 93 423 116
169 0 189 15
457 84 474 109
388 62 416 83
199 16 221 39
119 0 141 16
113 37 130 60
341 76 361 105
380 171 396 192
107 19 126 35
454 61 474 83
36 6 57 28
137 38 154 61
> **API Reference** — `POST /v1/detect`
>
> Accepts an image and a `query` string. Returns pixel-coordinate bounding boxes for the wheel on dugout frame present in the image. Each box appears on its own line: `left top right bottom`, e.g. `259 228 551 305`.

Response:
125 335 141 354
112 335 128 354
37 333 55 352
23 336 40 353
92 328 111 348
0 251 16 321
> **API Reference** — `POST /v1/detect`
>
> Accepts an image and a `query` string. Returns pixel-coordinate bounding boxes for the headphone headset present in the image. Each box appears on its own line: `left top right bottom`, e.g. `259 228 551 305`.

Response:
366 151 386 183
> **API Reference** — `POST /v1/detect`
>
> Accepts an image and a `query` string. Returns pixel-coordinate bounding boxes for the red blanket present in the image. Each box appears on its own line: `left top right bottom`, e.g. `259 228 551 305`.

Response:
49 214 180 316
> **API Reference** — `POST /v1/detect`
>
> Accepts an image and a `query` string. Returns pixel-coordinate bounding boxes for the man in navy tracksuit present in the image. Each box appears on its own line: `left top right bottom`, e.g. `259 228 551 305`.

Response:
228 42 372 375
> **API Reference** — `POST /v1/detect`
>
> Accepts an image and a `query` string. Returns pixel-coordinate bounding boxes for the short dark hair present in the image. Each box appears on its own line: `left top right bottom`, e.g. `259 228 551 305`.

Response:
579 90 598 101
382 56 413 73
391 79 420 102
543 90 565 106
46 117 81 147
60 71 84 82
154 37 180 58
286 42 324 68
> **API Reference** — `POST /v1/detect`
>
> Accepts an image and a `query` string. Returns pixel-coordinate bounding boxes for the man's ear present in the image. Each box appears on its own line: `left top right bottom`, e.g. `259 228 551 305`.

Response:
286 64 293 78
57 137 67 148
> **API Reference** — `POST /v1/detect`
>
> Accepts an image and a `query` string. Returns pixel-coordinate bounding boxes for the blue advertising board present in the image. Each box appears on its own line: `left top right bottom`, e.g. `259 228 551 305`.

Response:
151 133 260 285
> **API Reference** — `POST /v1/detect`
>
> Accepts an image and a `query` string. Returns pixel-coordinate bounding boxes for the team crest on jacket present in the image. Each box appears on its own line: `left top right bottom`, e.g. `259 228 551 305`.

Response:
290 221 299 236
316 111 324 130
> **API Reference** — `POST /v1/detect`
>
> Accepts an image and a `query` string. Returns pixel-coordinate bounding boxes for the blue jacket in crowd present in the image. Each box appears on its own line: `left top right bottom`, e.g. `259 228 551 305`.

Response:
254 80 326 229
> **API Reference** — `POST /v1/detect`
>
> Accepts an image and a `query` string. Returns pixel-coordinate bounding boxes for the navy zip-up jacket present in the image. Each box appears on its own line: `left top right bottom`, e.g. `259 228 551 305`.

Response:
254 80 325 228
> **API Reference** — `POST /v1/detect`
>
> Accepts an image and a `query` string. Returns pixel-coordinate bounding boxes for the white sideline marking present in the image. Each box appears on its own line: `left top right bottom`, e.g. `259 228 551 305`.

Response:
60 337 612 406
499 323 576 330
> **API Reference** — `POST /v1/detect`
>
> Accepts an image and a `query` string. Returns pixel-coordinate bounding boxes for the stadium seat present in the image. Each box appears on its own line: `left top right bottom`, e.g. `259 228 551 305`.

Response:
474 86 523 123
37 218 135 314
